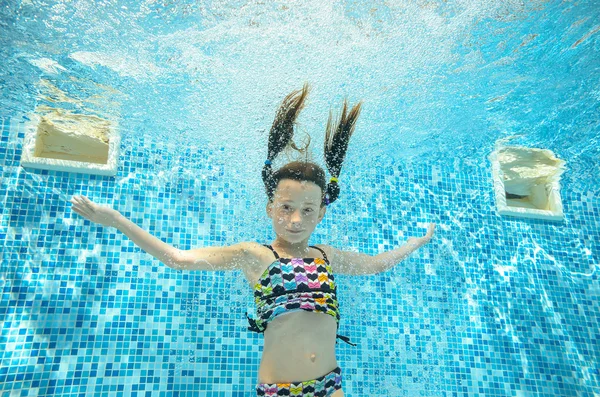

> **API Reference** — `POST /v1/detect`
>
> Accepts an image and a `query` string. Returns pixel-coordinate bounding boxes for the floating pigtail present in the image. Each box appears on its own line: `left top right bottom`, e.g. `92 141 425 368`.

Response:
262 83 310 200
323 99 363 205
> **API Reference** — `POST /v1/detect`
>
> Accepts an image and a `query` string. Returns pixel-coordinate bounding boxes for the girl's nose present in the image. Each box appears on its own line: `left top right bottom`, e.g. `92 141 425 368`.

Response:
290 210 302 223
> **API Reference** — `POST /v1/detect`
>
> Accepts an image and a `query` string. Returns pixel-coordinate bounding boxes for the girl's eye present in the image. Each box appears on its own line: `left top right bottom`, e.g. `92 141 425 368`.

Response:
304 208 314 213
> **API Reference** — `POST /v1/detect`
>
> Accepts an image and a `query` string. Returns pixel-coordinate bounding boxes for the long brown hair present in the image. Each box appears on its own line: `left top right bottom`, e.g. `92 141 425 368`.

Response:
262 84 362 206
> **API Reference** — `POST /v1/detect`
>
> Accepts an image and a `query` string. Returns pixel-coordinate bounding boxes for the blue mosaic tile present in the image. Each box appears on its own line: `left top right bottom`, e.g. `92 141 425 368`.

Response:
2 110 596 396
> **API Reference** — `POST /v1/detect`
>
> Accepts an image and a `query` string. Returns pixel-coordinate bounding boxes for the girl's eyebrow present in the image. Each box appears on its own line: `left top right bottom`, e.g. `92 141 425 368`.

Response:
282 199 318 205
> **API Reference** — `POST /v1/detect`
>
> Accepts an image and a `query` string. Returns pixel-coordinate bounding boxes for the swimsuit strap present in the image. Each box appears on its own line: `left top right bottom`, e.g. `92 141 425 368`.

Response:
263 244 280 259
310 245 330 264
336 334 357 346
263 244 328 263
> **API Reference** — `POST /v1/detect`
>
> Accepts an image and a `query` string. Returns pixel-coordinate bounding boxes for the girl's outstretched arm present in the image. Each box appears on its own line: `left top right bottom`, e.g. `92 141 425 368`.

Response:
322 223 436 275
70 195 251 271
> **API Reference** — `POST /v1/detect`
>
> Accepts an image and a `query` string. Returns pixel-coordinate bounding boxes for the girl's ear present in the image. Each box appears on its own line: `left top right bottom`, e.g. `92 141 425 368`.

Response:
318 205 327 222
266 202 273 218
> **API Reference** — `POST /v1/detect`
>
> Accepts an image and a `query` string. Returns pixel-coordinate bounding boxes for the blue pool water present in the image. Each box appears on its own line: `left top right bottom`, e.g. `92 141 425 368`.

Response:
1 1 599 396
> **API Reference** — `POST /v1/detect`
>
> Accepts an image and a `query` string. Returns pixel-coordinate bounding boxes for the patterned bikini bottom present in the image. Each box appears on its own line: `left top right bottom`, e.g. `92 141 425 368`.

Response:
256 366 342 397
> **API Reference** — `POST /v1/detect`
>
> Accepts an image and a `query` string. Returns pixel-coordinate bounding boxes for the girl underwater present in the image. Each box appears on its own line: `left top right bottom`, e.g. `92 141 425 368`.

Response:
70 83 435 396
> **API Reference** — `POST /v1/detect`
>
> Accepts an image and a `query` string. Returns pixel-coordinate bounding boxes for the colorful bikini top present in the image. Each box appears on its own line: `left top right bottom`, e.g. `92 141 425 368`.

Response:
246 245 356 346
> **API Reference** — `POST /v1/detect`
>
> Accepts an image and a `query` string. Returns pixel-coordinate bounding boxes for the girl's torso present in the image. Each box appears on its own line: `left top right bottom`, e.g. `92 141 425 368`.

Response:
241 243 339 383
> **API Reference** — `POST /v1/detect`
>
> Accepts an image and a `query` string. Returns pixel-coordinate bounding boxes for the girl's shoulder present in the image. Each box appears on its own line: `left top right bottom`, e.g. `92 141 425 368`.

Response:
236 241 270 256
312 244 335 261
236 242 280 264
312 244 350 274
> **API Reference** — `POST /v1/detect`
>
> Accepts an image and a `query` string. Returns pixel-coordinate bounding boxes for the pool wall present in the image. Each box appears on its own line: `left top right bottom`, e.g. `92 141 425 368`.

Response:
1 113 599 396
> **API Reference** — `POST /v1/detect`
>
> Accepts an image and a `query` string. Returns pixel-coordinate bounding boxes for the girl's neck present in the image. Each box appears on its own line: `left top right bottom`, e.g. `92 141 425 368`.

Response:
271 236 312 257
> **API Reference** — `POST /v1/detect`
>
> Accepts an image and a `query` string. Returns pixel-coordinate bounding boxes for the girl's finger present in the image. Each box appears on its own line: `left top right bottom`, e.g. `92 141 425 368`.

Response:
72 204 93 218
72 208 84 217
427 224 435 236
81 196 96 210
71 206 85 217
76 196 92 209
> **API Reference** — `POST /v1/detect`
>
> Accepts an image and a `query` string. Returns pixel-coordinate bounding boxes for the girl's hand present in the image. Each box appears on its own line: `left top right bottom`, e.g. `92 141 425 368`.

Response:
70 195 120 228
407 223 436 247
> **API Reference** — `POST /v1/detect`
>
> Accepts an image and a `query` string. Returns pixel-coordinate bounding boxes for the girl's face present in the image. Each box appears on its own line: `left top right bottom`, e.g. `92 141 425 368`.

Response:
266 179 326 243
